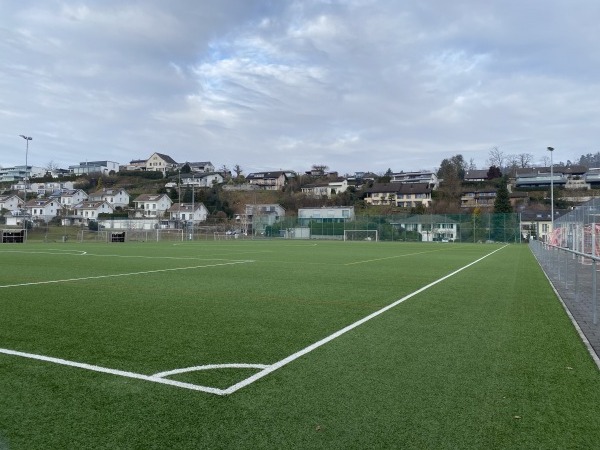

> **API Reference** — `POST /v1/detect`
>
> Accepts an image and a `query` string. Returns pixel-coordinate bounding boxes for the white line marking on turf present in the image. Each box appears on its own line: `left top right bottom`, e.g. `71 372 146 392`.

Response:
153 363 271 378
345 248 450 265
0 245 506 395
222 245 508 395
0 260 254 289
0 348 226 395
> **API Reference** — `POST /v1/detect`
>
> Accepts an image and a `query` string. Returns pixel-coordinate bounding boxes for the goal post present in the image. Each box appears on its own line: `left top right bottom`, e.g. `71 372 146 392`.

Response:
343 229 378 242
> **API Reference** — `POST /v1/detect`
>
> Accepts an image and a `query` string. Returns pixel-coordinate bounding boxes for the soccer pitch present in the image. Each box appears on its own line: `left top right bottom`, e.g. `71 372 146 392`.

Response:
1 240 599 448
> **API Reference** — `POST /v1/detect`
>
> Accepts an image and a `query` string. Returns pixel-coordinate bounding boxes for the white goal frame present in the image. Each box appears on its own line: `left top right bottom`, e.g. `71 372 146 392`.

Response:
343 229 379 242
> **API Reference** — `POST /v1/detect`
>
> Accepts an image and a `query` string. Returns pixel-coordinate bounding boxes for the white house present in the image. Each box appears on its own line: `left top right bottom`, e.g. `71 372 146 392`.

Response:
146 152 178 174
69 161 120 175
133 194 173 218
394 215 458 242
73 201 115 224
184 161 215 173
298 206 355 225
180 172 224 187
88 188 130 208
167 203 209 223
24 198 62 222
0 194 23 212
391 171 439 189
56 189 89 208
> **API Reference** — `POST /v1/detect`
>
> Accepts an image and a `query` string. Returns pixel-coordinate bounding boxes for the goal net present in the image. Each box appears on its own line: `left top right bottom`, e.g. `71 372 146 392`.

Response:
2 229 26 243
343 229 378 242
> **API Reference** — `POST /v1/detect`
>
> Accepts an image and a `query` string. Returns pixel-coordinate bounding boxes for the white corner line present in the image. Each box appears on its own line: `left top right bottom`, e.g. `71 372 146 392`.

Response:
0 348 227 395
223 245 509 395
153 363 271 378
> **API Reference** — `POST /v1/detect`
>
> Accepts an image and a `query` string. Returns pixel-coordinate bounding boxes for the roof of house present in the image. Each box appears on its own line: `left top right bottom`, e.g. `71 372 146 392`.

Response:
364 182 431 194
133 194 171 202
167 203 206 213
246 171 287 179
153 153 178 164
74 201 114 209
394 214 458 224
464 169 489 180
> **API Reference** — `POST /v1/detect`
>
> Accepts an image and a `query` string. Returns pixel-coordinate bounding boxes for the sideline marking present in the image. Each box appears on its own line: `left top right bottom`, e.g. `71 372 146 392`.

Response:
223 245 508 395
0 246 507 395
0 260 254 289
345 248 451 265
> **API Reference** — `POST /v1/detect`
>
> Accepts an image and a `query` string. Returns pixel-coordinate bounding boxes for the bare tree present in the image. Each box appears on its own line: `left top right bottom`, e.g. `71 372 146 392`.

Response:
487 147 506 170
233 164 243 178
541 156 551 166
45 160 59 173
505 154 519 176
517 153 534 168
311 164 329 174
467 158 477 171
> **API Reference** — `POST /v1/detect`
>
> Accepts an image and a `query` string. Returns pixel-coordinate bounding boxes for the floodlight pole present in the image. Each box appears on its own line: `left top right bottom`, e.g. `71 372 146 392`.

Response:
19 134 32 208
547 146 554 231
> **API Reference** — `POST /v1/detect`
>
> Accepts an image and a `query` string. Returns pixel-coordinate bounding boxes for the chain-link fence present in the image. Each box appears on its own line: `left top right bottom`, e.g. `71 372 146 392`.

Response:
529 198 600 363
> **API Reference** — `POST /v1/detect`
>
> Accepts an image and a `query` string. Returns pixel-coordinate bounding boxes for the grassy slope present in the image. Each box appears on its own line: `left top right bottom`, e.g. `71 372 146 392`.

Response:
0 243 599 449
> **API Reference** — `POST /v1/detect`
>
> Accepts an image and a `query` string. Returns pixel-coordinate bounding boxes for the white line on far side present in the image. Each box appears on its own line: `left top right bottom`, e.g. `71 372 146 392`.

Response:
0 260 254 289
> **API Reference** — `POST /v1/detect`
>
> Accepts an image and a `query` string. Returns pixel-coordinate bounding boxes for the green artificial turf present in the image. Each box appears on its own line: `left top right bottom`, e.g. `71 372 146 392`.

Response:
0 241 598 449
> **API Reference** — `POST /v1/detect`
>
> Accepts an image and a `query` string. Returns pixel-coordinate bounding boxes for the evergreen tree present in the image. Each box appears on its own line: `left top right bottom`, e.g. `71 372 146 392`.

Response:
493 178 512 213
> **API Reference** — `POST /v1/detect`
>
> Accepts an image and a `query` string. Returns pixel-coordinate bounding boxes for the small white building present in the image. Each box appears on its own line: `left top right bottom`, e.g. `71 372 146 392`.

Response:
180 172 224 187
298 206 355 225
167 203 209 223
133 194 173 218
0 194 23 212
73 201 115 224
56 189 89 208
24 198 62 222
88 188 130 208
69 161 120 175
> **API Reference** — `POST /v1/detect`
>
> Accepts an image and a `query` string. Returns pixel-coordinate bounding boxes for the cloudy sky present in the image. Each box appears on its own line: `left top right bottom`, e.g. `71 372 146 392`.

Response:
1 1 599 175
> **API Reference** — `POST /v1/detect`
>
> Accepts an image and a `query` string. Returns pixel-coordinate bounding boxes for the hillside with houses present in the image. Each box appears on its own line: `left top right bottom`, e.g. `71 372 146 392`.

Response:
1 150 600 241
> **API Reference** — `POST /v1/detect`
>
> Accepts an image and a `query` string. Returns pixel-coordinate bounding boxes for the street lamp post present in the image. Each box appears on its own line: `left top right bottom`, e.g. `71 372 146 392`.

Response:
547 146 554 231
19 134 32 207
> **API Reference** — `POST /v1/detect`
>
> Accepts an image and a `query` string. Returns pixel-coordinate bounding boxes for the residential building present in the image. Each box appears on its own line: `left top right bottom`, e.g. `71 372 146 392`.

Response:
298 206 355 225
246 171 289 190
30 181 75 196
391 171 439 189
243 204 285 234
520 210 563 242
88 188 130 208
363 183 433 208
460 188 497 209
73 201 115 224
301 178 349 198
394 215 458 242
180 172 224 187
0 194 23 212
69 161 119 176
24 198 62 222
167 203 209 223
464 170 489 182
54 189 89 208
184 161 215 173
0 165 45 182
515 167 568 188
146 152 178 174
133 194 173 218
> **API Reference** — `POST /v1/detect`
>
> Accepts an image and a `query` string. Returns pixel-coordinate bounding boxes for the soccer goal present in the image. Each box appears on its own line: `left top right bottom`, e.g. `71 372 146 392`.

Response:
343 229 379 242
1 229 26 243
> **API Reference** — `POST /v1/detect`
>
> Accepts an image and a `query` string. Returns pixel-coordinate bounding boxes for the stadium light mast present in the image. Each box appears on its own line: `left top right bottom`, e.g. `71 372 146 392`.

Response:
547 146 554 231
19 134 32 207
